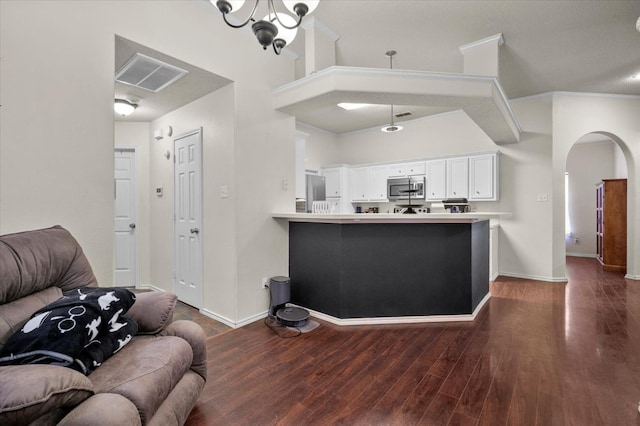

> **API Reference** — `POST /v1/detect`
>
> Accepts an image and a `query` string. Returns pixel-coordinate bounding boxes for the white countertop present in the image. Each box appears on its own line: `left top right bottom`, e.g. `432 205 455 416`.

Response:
272 212 508 224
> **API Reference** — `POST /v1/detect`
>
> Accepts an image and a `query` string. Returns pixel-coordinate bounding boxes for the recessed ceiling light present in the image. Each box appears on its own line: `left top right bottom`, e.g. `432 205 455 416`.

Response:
337 103 371 110
631 73 640 80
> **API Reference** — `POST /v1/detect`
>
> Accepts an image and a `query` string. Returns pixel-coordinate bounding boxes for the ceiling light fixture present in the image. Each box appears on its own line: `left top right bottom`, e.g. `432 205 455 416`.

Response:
636 16 640 32
114 99 137 116
337 103 371 111
381 50 403 133
211 0 319 55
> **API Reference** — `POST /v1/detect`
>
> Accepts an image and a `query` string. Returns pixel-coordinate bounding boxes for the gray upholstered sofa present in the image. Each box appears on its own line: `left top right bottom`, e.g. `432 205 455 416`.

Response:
0 226 207 425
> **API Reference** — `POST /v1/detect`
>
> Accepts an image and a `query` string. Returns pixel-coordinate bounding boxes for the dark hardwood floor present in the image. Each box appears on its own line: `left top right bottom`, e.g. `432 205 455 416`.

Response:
184 257 640 425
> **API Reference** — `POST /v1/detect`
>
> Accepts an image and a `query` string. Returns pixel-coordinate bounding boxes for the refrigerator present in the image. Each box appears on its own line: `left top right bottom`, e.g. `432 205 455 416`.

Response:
303 174 326 213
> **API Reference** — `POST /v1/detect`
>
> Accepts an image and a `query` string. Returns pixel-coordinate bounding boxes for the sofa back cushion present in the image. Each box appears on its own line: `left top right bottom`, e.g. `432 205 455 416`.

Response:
0 287 63 351
0 226 97 305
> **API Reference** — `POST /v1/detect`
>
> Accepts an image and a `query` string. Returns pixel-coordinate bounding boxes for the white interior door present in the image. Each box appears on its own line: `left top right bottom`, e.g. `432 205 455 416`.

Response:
114 149 137 286
174 129 203 308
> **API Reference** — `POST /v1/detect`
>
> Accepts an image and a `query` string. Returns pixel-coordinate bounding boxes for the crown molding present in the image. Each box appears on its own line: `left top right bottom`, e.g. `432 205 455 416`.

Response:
459 33 504 54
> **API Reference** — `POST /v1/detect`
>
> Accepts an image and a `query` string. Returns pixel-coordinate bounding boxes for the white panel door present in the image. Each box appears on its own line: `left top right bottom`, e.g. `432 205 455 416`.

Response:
174 129 203 308
114 149 136 286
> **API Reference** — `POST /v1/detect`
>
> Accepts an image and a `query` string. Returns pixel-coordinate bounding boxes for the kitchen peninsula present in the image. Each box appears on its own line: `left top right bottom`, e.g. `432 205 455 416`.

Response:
274 213 503 324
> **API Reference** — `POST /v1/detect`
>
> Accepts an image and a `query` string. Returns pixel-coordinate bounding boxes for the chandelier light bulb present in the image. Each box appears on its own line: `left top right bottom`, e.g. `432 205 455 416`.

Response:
213 0 246 14
282 0 319 17
266 13 298 46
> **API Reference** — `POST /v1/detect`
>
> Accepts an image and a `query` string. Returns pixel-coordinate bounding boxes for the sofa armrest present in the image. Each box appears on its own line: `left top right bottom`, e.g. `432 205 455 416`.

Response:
58 393 141 426
127 292 177 334
0 365 93 426
160 320 207 380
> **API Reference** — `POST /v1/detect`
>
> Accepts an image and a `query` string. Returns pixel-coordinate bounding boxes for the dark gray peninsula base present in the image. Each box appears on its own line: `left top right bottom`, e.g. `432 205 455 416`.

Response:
287 219 490 320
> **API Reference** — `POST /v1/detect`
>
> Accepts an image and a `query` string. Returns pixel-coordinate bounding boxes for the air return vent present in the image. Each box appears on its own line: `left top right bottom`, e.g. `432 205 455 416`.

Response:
115 53 188 93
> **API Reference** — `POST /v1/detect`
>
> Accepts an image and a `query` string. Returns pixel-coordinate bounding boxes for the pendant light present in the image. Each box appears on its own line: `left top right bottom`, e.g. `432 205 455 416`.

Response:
381 50 403 133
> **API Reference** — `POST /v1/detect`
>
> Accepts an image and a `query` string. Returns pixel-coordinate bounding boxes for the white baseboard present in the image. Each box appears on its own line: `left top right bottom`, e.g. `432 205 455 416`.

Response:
135 284 165 292
199 308 268 329
291 293 490 326
625 274 640 281
566 253 597 258
497 272 568 283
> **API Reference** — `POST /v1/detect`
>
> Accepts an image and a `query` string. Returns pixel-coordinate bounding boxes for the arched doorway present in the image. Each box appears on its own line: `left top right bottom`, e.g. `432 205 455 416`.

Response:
565 131 633 274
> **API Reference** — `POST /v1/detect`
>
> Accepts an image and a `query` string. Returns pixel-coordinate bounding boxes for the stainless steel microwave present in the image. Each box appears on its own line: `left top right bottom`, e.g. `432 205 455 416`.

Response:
387 177 425 201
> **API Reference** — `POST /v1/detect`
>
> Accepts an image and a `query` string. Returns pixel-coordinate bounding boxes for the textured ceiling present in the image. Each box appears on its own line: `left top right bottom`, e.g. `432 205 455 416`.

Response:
116 1 640 133
114 36 231 122
289 0 640 99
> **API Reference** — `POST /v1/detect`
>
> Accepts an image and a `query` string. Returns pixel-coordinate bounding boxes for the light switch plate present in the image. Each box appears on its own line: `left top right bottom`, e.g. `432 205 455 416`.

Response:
537 193 548 202
220 185 229 198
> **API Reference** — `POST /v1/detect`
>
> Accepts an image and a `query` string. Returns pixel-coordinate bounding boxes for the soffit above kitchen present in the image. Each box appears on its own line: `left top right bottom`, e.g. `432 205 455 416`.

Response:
272 1 640 138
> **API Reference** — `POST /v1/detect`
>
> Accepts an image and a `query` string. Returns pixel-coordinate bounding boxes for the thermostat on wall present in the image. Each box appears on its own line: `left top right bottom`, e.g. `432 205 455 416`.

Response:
156 187 163 197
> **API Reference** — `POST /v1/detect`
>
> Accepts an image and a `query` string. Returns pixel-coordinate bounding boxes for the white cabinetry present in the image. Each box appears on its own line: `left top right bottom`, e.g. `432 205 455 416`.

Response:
387 161 425 178
369 166 389 201
405 161 426 176
468 154 496 200
446 157 468 199
387 164 406 178
324 168 342 197
350 167 370 201
426 160 447 201
322 166 352 213
349 166 389 202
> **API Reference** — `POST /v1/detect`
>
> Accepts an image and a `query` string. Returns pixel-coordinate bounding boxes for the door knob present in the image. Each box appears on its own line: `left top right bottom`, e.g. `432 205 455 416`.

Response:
129 223 136 229
190 228 200 234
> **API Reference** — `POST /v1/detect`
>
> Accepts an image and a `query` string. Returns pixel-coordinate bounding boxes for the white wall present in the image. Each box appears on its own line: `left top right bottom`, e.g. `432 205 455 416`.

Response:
114 122 151 286
148 85 240 322
565 140 616 257
336 110 496 164
297 123 341 172
553 93 640 280
0 0 297 325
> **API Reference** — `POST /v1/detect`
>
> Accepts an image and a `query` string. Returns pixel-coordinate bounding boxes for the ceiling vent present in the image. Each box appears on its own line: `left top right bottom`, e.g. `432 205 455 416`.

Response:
115 53 188 93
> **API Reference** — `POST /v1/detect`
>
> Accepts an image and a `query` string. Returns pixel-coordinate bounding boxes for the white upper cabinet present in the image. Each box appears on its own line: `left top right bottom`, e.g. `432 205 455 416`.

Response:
350 167 370 201
369 166 389 201
323 167 342 197
405 162 426 176
468 154 498 200
387 161 425 178
446 157 468 199
426 160 447 200
387 164 406 178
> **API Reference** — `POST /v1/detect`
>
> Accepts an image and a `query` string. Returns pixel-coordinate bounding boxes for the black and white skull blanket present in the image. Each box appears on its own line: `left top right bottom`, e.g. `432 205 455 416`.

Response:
0 287 138 375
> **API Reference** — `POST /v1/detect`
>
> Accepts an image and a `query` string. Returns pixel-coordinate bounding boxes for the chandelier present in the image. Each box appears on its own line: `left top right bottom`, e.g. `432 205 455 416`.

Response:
211 0 320 55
